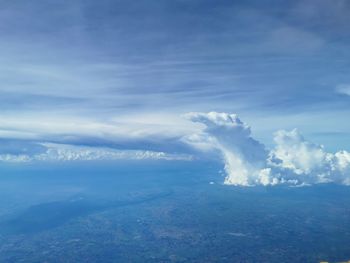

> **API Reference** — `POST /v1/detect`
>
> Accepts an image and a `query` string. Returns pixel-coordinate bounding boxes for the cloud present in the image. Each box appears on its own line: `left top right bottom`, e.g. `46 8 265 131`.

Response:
336 84 350 96
268 130 335 185
1 111 349 187
185 112 350 186
0 143 193 163
184 112 267 185
263 26 324 54
270 129 328 175
0 112 196 153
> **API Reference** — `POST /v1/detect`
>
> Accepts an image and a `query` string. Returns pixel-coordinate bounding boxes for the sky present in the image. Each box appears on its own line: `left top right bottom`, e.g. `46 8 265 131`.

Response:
1 0 350 185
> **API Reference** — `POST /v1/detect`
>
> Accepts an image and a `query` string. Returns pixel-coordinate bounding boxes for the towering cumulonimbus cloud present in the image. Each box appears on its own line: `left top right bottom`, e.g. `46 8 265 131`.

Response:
184 112 350 186
184 112 269 185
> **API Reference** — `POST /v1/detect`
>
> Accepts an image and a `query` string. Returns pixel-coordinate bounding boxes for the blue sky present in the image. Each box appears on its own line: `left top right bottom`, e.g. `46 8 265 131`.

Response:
1 0 350 163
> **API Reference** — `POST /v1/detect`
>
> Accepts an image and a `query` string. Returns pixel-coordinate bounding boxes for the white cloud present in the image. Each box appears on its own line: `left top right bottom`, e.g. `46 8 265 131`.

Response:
270 129 328 175
336 84 350 96
1 111 350 186
0 154 32 163
0 112 195 145
184 112 268 186
185 112 350 186
0 143 193 163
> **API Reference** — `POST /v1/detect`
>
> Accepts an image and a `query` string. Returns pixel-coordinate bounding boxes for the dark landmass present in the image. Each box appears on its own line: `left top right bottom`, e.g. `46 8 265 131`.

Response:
0 162 349 262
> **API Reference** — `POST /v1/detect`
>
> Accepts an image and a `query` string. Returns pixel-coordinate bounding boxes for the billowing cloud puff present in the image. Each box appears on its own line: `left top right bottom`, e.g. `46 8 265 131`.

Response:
184 112 268 185
185 112 350 186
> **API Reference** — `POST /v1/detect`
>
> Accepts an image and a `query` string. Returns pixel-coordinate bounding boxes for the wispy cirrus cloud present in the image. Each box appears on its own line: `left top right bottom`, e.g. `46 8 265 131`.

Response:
1 0 350 174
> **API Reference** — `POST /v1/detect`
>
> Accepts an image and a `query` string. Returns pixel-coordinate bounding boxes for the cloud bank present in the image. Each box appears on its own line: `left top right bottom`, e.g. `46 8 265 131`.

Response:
0 143 193 163
185 112 350 186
